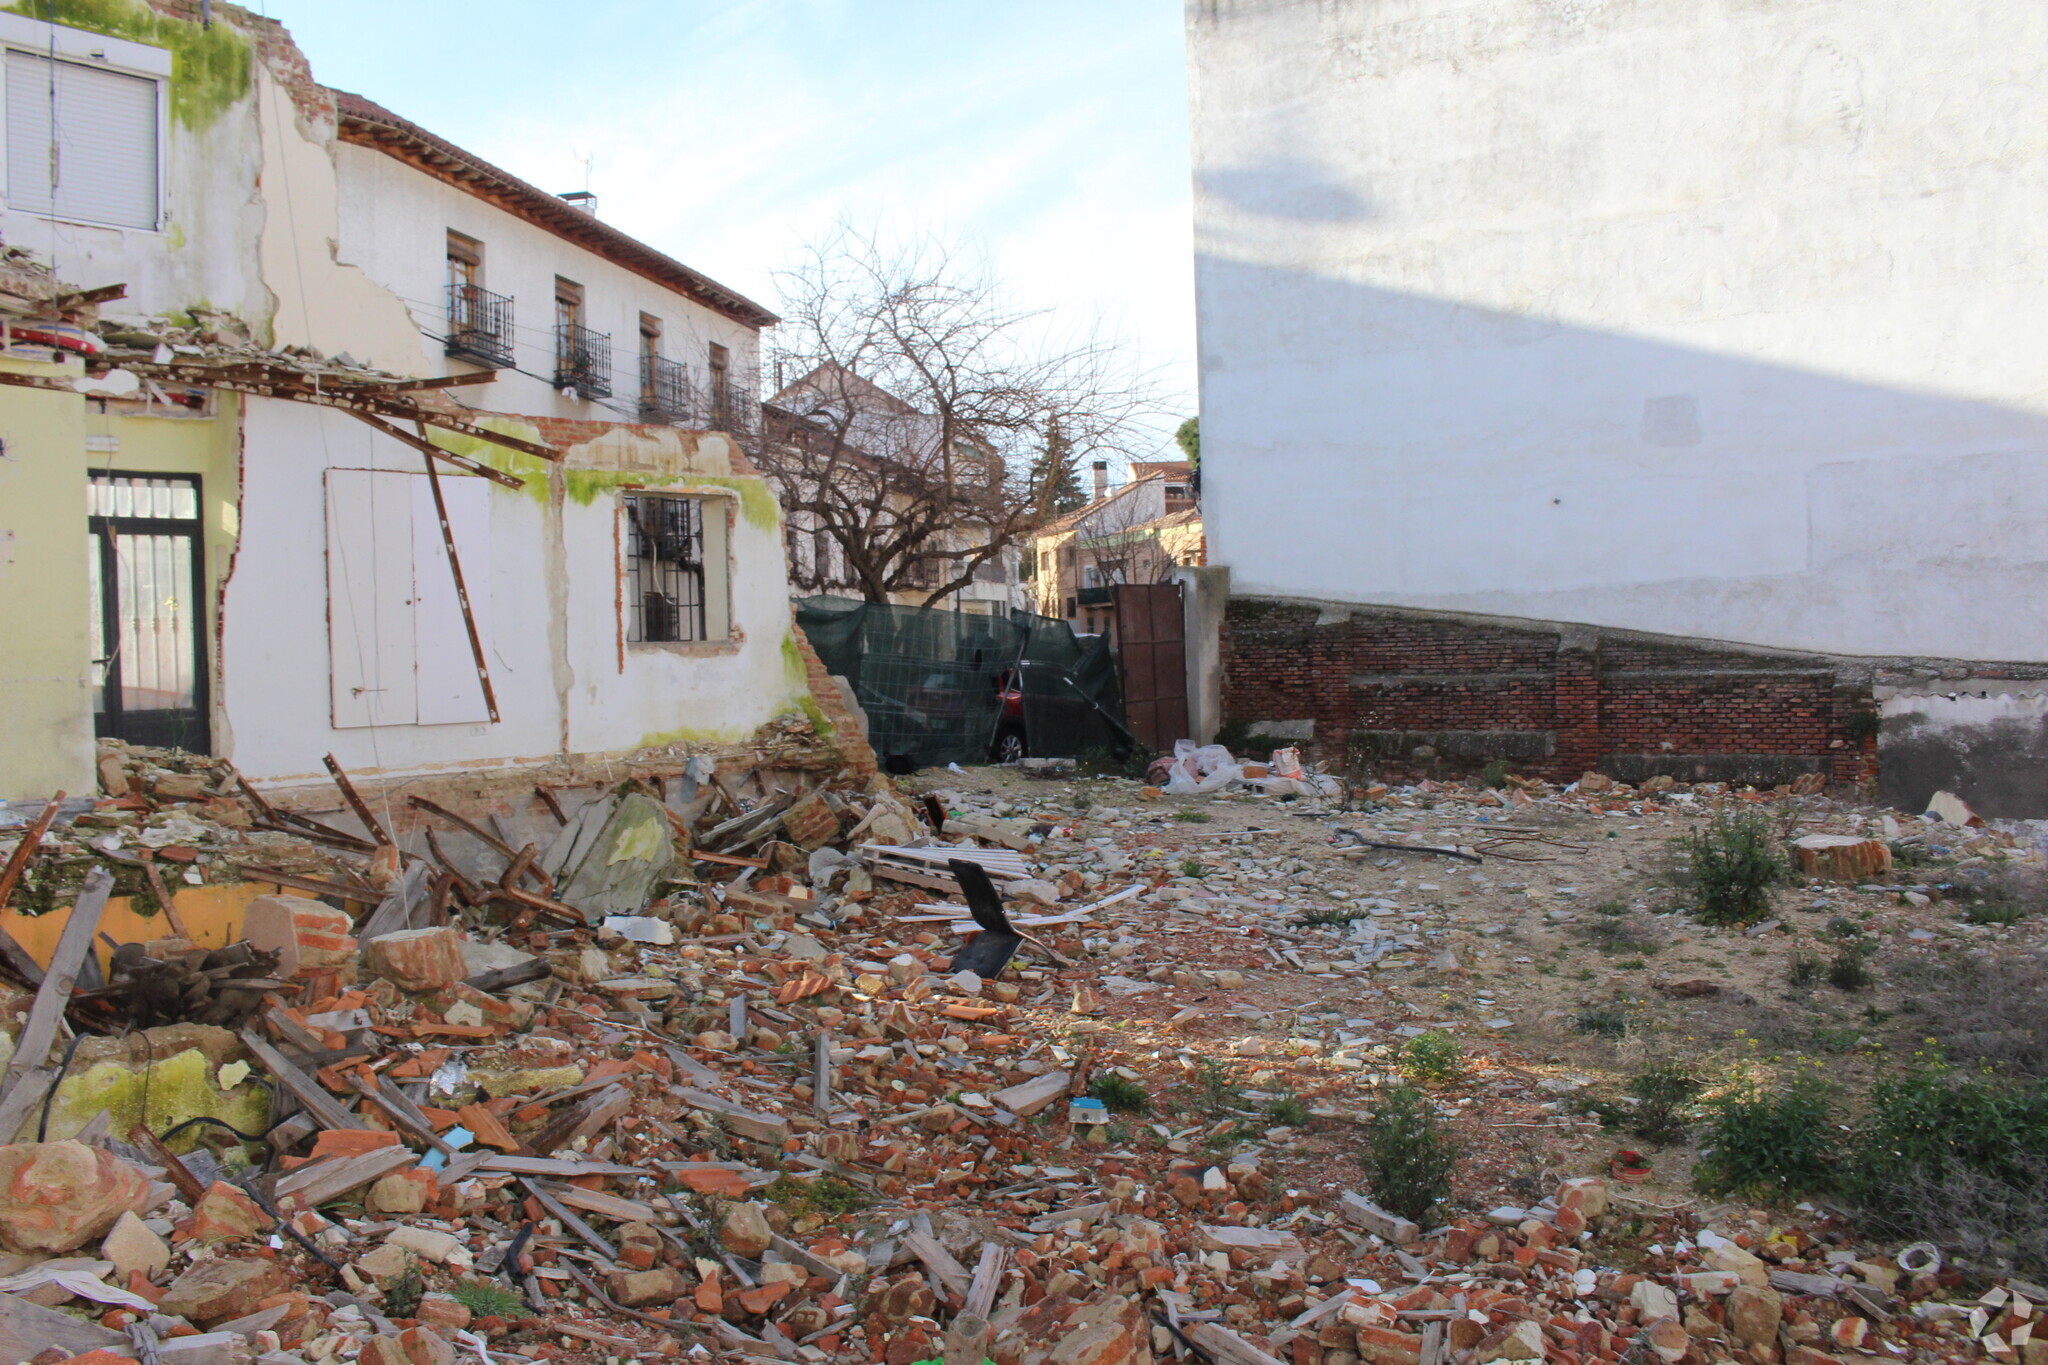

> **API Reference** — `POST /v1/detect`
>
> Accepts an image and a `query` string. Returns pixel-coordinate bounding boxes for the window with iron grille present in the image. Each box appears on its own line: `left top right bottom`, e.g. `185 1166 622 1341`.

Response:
623 494 707 643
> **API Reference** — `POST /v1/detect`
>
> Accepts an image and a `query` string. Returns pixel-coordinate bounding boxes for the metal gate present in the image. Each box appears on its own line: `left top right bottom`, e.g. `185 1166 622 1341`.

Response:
1112 582 1187 754
88 472 210 752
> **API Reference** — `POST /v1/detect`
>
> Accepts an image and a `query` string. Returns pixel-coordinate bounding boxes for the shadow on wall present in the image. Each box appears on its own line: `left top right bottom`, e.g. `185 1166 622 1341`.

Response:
1879 692 2048 820
1200 158 1376 222
1193 253 2048 665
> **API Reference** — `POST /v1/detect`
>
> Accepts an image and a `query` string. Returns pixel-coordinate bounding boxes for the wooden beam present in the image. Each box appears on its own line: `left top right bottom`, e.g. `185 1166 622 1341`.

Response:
332 372 497 393
0 867 112 1140
343 409 526 491
0 791 62 912
238 1029 371 1133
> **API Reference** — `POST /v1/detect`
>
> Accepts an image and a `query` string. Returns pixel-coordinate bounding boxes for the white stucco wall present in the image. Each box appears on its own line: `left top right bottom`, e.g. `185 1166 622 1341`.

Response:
221 401 806 785
330 142 761 419
0 11 269 330
1188 0 2048 662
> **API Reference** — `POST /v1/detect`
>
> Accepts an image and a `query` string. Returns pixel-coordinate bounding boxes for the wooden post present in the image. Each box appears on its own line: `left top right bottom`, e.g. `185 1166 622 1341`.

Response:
415 429 500 723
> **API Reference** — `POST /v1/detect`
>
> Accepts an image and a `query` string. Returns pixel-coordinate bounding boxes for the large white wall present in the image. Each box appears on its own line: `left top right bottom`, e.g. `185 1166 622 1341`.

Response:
1189 0 2048 662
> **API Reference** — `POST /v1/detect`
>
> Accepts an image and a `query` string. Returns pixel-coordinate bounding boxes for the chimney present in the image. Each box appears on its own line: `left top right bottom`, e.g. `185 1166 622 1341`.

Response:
558 190 598 216
1092 460 1109 500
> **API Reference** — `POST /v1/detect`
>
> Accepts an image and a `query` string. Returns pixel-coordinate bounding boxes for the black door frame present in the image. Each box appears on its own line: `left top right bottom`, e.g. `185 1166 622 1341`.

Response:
88 470 211 753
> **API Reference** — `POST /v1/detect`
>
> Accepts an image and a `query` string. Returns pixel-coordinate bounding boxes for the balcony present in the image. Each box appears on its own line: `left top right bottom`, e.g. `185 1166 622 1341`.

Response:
640 353 694 423
555 323 612 397
707 376 757 437
445 284 514 368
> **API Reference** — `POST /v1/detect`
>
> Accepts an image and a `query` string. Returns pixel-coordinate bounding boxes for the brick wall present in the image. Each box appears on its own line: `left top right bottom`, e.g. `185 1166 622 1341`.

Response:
1221 599 1877 785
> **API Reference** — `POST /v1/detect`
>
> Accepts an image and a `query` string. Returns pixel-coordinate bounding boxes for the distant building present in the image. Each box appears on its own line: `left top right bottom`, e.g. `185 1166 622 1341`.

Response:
763 364 1024 614
1188 0 2048 811
1026 461 1203 639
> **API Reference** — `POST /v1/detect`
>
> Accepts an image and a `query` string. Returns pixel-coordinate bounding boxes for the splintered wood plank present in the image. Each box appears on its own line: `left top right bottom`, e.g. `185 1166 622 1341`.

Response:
239 1029 371 1133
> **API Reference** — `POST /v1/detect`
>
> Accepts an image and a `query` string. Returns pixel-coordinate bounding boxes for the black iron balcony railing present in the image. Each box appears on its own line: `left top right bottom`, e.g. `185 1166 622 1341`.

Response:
641 353 693 422
708 377 757 436
445 284 514 368
555 323 612 397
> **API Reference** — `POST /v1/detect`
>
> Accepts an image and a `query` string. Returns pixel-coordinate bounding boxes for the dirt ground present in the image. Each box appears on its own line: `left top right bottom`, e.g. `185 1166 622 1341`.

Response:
894 761 2046 1226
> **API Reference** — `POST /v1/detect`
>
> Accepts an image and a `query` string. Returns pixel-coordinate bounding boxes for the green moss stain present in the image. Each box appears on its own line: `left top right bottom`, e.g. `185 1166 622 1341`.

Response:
425 420 550 504
636 722 742 748
5 0 253 129
695 476 781 531
798 694 834 737
565 467 662 507
781 634 808 687
40 1049 269 1151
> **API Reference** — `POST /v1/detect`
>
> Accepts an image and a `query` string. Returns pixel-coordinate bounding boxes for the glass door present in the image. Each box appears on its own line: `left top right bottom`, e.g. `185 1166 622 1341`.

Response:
87 473 209 752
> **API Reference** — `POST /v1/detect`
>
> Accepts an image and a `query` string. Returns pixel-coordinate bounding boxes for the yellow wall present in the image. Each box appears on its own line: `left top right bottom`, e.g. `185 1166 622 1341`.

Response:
0 361 94 796
0 363 241 800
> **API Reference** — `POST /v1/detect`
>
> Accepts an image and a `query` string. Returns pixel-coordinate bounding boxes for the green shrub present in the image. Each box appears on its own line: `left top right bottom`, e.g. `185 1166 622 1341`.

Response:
1481 759 1510 789
1787 949 1824 989
1174 808 1212 823
1187 1057 1244 1115
1399 1030 1464 1083
1677 808 1787 925
1827 947 1875 992
1363 1085 1458 1223
1626 1060 1703 1146
1841 1063 2048 1273
1296 906 1369 927
1088 1073 1151 1115
1693 1076 1836 1199
1180 858 1208 878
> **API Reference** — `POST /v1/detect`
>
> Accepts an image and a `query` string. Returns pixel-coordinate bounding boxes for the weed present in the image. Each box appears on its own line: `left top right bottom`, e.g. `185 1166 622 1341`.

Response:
1187 1057 1244 1115
1088 1073 1151 1115
1787 950 1825 989
1594 898 1629 916
1692 1076 1836 1200
1296 906 1370 927
1625 1060 1702 1145
1840 1062 2048 1273
1400 1030 1464 1084
449 1279 532 1320
1842 708 1882 745
1574 1006 1632 1039
1823 916 1867 943
382 1265 425 1318
1617 957 1648 971
1363 1085 1458 1223
1481 759 1511 789
1174 808 1212 823
1964 896 2032 927
1080 744 1149 779
764 1173 872 1218
1888 955 2048 1080
1265 1092 1312 1126
1810 1026 1866 1053
1889 840 1940 869
1576 914 1665 957
1676 808 1788 925
1180 858 1208 879
1827 948 1875 992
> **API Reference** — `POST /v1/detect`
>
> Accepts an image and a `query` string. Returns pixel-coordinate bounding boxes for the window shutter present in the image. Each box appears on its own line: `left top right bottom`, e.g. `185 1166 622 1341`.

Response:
7 49 159 229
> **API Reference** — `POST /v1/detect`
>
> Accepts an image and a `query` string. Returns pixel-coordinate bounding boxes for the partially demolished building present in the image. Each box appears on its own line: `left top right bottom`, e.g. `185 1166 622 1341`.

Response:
0 1 823 800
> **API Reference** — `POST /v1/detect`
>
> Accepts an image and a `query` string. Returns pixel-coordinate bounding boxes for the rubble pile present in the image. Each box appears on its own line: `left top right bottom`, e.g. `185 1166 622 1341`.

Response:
0 744 2039 1365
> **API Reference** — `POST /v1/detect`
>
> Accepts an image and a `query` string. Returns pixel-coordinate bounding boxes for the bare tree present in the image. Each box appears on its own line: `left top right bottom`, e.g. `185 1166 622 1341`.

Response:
759 224 1157 605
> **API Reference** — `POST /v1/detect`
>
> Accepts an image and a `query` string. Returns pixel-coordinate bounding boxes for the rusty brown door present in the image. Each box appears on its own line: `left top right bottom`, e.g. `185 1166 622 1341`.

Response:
1112 582 1188 753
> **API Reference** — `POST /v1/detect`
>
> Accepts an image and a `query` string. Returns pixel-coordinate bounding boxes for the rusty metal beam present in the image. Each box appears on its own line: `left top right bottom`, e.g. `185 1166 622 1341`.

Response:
415 422 500 723
346 409 526 490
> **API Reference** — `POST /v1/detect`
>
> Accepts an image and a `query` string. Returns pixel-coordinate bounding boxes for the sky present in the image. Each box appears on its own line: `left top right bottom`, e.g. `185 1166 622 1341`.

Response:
255 0 1199 466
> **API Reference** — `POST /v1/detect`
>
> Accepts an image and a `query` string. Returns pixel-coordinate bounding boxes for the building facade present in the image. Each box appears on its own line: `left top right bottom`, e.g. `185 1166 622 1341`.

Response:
1026 463 1201 639
0 0 821 798
1188 0 2048 811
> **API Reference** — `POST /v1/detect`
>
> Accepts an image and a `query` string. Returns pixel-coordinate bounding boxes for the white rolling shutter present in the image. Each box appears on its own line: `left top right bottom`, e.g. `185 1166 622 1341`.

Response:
6 48 159 229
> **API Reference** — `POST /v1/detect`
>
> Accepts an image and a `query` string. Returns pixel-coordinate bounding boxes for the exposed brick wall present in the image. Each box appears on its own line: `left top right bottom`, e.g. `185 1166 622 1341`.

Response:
1221 600 1878 785
790 614 878 779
